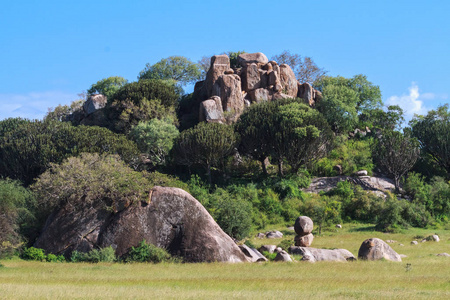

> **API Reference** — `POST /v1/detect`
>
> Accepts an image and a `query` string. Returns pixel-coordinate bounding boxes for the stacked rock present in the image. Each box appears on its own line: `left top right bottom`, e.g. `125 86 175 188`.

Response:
294 216 314 247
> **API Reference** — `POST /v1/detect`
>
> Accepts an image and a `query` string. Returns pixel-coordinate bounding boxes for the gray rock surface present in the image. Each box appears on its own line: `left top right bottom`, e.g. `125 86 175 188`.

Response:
35 186 248 263
259 245 277 254
266 231 283 239
239 244 268 262
358 238 402 262
294 216 314 236
199 96 224 123
294 233 314 247
274 250 293 262
289 246 356 262
238 52 269 67
83 94 107 116
304 176 396 194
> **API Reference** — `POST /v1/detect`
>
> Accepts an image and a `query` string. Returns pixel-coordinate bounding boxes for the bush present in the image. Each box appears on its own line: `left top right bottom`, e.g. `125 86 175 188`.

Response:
214 189 253 240
46 253 65 262
0 179 36 258
21 247 46 261
124 240 172 263
70 247 116 263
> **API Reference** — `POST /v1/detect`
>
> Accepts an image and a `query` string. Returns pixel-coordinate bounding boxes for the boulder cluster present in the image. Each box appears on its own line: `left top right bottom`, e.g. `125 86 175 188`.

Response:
293 216 314 247
193 52 322 124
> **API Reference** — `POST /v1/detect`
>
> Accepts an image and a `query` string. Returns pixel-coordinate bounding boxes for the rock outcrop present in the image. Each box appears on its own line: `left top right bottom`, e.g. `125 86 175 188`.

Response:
35 186 248 263
190 52 322 124
289 246 356 262
358 238 402 262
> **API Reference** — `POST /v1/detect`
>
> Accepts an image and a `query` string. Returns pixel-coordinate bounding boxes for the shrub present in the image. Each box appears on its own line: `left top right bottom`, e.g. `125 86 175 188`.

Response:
214 190 253 240
70 247 116 263
124 240 172 263
46 253 65 263
21 247 46 261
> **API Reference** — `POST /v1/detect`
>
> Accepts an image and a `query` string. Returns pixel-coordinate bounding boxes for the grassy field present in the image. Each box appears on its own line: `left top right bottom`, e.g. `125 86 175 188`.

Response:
1 224 449 299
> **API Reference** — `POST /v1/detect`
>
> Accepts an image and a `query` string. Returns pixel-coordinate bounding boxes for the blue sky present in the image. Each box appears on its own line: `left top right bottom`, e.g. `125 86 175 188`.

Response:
1 0 449 122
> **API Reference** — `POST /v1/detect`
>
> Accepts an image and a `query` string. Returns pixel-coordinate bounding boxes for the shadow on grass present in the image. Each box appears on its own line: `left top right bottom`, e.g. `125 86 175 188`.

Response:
348 225 377 232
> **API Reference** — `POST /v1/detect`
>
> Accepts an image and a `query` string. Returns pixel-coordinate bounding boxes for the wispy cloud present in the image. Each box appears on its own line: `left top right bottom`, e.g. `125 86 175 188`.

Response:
0 91 78 120
386 83 431 122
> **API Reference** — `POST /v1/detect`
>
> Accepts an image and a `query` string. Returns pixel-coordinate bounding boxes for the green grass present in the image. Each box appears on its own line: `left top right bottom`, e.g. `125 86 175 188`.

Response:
1 224 449 299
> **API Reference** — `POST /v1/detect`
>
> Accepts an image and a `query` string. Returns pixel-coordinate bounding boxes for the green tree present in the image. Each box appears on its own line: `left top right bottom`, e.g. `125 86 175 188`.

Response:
0 120 140 185
271 50 327 83
235 99 333 176
129 118 179 167
411 105 450 175
138 56 201 86
315 75 382 133
87 76 128 99
107 79 180 133
374 130 420 192
299 194 341 235
174 122 237 184
0 179 36 258
31 153 150 217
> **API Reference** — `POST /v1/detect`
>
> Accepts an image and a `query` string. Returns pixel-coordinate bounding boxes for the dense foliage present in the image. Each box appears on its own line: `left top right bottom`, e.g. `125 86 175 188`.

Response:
0 53 448 261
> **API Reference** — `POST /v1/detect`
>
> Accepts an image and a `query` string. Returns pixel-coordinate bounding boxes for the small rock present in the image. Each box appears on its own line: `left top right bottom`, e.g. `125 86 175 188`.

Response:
336 224 342 229
399 244 404 246
287 226 295 231
436 253 450 257
274 250 292 262
432 235 440 242
421 239 427 243
399 254 408 258
259 245 276 254
256 233 265 239
355 170 368 176
294 233 314 247
238 245 268 262
275 247 283 253
266 231 283 239
411 241 418 245
386 240 396 243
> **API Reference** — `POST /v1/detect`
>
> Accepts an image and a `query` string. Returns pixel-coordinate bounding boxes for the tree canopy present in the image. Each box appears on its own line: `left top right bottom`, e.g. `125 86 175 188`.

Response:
138 56 201 86
271 50 327 84
411 105 450 176
87 76 128 99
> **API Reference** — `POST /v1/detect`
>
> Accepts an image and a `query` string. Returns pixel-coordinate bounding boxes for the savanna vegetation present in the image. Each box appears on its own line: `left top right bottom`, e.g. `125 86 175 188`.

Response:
0 50 448 273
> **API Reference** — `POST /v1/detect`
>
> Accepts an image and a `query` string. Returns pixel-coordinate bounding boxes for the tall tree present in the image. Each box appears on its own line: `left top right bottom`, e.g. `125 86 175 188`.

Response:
235 99 333 176
271 50 327 84
138 56 201 86
374 130 420 192
315 74 382 133
411 105 450 175
173 122 237 184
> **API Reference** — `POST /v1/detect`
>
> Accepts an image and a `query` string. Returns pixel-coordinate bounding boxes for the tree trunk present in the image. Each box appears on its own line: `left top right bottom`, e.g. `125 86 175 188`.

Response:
207 163 212 185
278 160 284 177
260 158 268 176
394 176 400 194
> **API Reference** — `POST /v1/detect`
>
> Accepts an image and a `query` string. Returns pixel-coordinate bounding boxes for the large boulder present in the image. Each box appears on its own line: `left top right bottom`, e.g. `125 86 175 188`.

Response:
294 216 314 236
199 96 224 123
212 74 244 115
204 55 230 97
289 246 356 262
238 52 269 67
279 64 298 98
358 238 402 262
35 186 248 263
83 94 107 116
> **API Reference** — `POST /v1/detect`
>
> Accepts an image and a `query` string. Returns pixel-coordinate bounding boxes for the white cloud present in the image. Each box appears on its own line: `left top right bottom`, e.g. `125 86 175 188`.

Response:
386 83 431 122
0 91 78 120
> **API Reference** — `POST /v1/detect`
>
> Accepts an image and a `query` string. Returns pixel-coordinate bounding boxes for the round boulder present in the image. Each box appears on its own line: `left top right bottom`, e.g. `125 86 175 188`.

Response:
294 216 314 236
358 238 402 262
